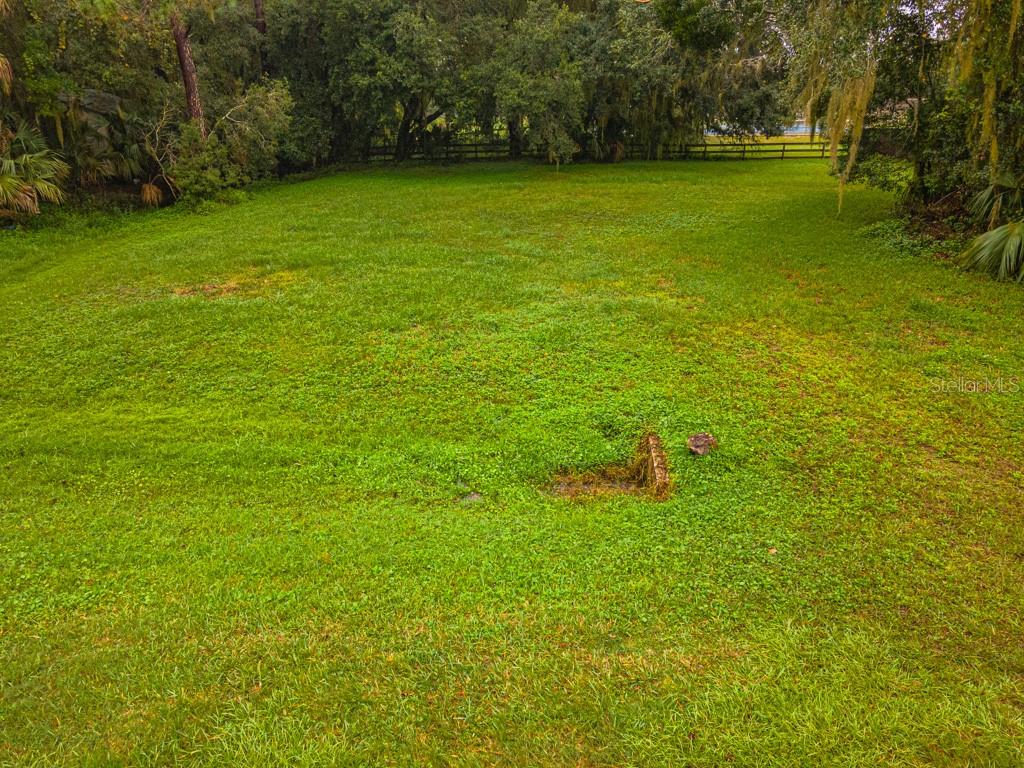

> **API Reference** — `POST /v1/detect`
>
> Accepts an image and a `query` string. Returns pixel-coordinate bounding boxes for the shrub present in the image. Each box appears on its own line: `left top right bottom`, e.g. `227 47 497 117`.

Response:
857 218 937 259
217 80 293 180
170 125 242 205
169 80 292 204
961 175 1024 281
851 155 914 197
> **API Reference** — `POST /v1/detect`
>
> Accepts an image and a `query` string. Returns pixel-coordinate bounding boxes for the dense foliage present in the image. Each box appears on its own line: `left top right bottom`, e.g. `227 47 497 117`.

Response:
0 0 786 208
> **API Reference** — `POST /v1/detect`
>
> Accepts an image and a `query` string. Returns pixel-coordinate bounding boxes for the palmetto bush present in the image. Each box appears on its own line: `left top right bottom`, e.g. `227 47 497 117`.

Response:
962 220 1024 282
1 0 67 218
962 174 1024 282
969 173 1023 228
0 122 69 217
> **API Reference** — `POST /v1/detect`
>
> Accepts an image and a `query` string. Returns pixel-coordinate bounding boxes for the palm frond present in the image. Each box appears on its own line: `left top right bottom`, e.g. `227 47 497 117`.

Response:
9 122 49 155
112 145 144 181
969 175 1024 227
962 221 1024 282
0 124 68 217
0 163 23 197
0 172 38 215
30 178 64 204
0 54 11 96
14 150 70 185
141 182 163 207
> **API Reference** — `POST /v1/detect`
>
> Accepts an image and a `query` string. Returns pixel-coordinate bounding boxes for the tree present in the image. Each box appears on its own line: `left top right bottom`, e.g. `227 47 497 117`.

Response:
252 0 268 72
85 1 215 138
265 0 337 167
169 9 206 137
495 2 585 165
779 0 1023 201
3 0 1016 248
252 0 266 35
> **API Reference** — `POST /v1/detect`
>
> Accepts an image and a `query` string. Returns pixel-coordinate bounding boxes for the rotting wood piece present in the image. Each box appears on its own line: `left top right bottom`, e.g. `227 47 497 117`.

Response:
637 432 671 499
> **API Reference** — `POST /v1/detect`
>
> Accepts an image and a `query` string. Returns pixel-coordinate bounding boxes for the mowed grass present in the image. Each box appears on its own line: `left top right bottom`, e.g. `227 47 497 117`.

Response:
2 161 1023 766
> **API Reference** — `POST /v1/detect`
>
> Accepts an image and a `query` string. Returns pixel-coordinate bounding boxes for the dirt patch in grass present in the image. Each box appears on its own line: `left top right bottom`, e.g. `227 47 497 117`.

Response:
172 268 300 299
174 281 244 298
553 433 671 500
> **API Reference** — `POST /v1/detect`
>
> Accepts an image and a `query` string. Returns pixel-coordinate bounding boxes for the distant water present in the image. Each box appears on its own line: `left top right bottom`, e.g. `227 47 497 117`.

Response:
705 121 816 137
784 120 813 136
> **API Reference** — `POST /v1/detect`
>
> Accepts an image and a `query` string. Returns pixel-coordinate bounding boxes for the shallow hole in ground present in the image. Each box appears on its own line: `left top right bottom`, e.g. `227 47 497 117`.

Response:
552 432 671 500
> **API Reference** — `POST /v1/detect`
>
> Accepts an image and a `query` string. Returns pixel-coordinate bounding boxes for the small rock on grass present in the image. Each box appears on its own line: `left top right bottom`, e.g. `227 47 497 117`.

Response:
687 432 718 456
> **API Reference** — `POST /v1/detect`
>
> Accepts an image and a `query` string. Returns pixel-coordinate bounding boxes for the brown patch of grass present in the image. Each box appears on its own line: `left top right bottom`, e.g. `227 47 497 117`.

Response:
172 268 301 299
897 321 950 350
174 281 243 298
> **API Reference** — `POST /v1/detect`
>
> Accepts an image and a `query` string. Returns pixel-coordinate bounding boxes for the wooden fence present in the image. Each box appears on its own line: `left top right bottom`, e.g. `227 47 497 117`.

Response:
626 141 836 161
363 140 837 164
366 142 511 163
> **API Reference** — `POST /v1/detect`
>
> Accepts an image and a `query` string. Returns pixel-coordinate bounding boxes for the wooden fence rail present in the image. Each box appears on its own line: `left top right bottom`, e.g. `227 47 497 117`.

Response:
626 141 836 161
363 140 837 164
366 142 511 162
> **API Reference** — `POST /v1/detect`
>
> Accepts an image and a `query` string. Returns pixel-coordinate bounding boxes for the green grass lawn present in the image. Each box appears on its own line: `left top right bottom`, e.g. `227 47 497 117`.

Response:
2 161 1023 766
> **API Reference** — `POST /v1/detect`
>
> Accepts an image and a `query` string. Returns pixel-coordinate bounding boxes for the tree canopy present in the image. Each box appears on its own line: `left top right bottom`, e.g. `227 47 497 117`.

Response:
0 0 792 202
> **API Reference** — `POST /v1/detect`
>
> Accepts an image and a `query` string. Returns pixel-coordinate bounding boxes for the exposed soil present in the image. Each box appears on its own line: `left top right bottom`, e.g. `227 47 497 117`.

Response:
552 433 672 500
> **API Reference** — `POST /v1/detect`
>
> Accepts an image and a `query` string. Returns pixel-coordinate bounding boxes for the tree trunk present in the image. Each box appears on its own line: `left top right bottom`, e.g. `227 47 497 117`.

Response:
253 0 267 34
252 0 268 72
170 11 206 139
507 116 523 159
395 101 416 162
421 109 444 131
